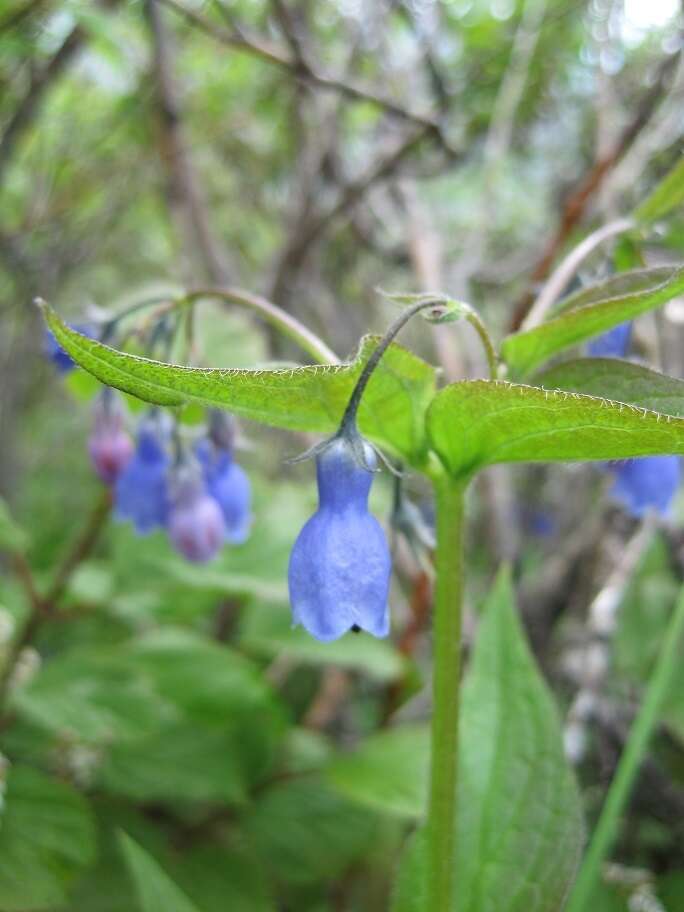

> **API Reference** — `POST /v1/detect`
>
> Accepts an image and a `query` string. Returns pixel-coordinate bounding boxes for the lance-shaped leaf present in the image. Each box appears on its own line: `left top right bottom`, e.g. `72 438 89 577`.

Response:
501 265 684 376
633 156 684 224
41 304 436 466
392 569 584 912
427 379 684 478
535 359 684 418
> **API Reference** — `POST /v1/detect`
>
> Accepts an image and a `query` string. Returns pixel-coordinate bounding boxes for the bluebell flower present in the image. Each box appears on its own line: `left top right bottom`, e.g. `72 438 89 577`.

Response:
167 461 225 563
587 322 632 358
607 456 681 518
44 324 96 373
288 436 391 642
88 390 134 485
114 417 170 534
196 439 251 544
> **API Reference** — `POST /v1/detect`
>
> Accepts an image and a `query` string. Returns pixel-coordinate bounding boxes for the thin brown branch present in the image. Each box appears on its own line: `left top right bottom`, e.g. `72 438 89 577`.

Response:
510 46 682 330
0 24 86 185
160 0 455 154
145 0 230 284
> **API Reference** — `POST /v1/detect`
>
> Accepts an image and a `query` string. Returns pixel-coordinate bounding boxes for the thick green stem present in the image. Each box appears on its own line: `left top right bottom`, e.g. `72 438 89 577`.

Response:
566 585 684 911
426 469 467 911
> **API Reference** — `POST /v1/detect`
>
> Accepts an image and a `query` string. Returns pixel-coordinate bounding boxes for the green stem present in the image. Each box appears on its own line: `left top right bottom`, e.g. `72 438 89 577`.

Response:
182 287 339 365
566 585 684 911
426 469 467 911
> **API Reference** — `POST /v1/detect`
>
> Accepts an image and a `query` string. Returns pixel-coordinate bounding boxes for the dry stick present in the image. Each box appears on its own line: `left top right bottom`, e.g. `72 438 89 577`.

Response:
145 0 230 285
510 46 682 331
160 0 455 154
564 516 657 766
0 489 113 716
521 216 635 330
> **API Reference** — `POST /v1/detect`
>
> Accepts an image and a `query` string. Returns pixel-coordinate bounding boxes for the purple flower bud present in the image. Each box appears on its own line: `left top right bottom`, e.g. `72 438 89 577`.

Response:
196 436 251 545
114 417 170 534
608 456 680 518
587 322 632 358
44 324 96 373
167 462 225 563
288 436 391 642
88 391 134 485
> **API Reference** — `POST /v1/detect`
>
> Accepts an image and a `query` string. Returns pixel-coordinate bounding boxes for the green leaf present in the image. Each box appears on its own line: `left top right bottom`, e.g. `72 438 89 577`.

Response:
118 832 202 912
392 569 584 912
174 845 276 912
501 266 684 376
0 766 96 910
326 724 430 818
633 156 684 224
427 379 684 478
41 305 436 466
245 777 379 886
534 358 684 417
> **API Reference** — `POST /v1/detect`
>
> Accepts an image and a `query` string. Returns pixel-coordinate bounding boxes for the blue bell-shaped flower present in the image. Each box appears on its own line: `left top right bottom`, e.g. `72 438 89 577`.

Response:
587 322 632 358
167 460 225 563
288 436 391 642
608 456 681 518
114 416 170 534
195 413 251 544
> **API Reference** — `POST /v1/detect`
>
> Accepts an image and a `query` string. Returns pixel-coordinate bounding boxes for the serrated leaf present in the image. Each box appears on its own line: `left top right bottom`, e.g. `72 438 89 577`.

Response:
427 379 684 478
502 266 684 376
392 569 584 912
633 156 684 224
326 725 430 818
0 766 96 910
534 358 684 417
118 832 202 912
41 305 436 466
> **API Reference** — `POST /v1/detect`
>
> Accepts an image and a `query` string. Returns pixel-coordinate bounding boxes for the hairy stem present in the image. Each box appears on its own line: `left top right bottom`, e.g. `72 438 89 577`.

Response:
566 584 684 911
426 469 467 910
183 287 338 365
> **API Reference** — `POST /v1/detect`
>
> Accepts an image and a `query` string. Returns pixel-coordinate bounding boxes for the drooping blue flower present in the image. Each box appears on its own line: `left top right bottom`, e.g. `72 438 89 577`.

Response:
607 456 681 518
88 390 134 485
587 322 632 358
44 324 96 373
195 438 251 544
167 461 225 563
288 436 391 642
114 417 170 534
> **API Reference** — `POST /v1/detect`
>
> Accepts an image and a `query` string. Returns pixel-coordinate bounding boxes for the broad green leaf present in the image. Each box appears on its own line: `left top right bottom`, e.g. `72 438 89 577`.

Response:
535 358 684 417
427 379 684 478
174 845 276 912
326 725 430 818
245 776 378 886
634 156 684 224
392 569 584 912
0 766 96 910
41 305 436 466
501 265 684 375
118 832 201 912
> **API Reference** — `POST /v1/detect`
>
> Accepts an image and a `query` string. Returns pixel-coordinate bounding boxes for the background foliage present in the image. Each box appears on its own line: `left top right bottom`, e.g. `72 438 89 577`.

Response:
1 0 684 909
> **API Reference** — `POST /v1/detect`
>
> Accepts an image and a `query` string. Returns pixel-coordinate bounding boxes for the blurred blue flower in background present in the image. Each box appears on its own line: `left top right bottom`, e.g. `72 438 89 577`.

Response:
607 456 681 518
196 412 251 544
44 324 96 373
288 436 391 642
115 415 170 534
167 460 225 563
587 322 632 358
